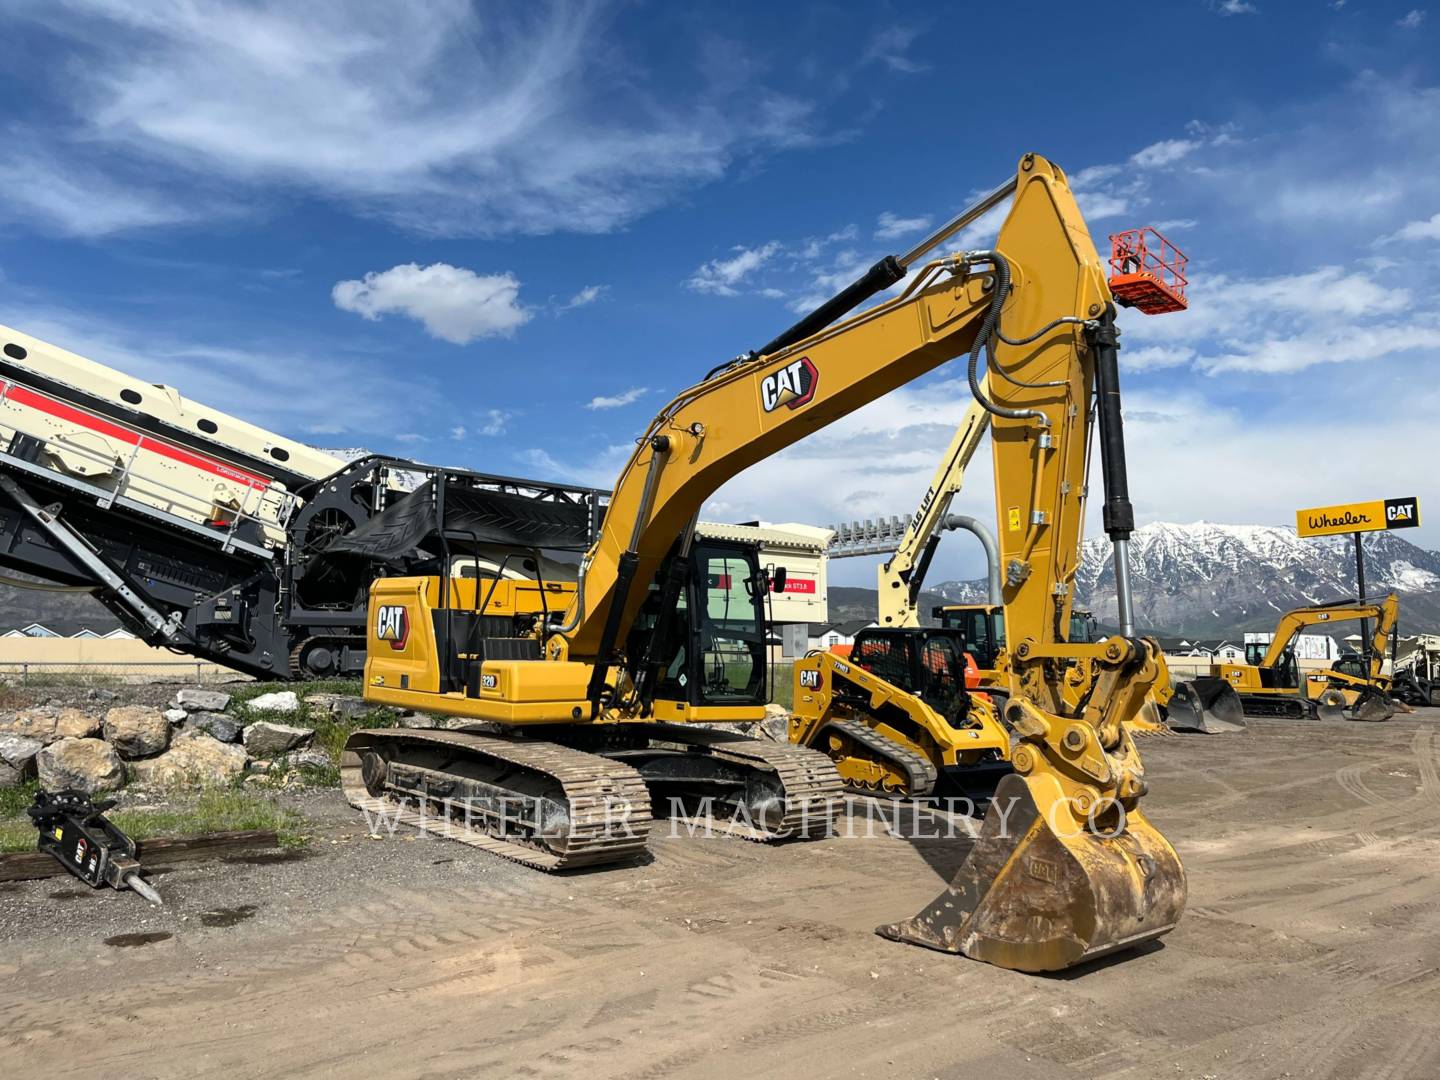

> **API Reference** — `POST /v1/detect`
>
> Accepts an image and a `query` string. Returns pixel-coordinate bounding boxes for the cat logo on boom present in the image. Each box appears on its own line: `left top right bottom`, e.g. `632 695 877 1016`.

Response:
375 604 409 650
760 357 818 412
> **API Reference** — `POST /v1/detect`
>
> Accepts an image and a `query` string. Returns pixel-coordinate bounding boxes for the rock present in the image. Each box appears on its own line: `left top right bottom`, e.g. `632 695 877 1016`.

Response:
190 712 243 743
304 692 376 719
247 690 300 714
55 708 102 740
102 706 171 759
0 710 58 744
85 687 119 703
174 687 233 713
0 734 43 786
163 708 189 725
129 730 248 788
288 748 333 770
36 738 124 794
758 703 792 742
243 721 313 756
400 711 438 729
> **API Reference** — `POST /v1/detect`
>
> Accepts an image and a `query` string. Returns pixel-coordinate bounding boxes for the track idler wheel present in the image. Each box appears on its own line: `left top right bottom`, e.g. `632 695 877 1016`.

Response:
876 772 1186 972
1166 678 1246 734
1346 687 1394 723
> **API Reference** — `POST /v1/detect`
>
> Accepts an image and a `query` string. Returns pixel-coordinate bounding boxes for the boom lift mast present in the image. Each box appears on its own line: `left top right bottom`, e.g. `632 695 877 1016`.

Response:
353 154 1184 972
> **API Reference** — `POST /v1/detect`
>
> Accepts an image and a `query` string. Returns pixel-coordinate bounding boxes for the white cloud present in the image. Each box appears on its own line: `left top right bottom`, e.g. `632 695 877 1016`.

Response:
6 2 827 238
451 425 467 440
862 27 926 74
559 285 606 310
395 433 424 443
1385 212 1440 242
686 242 781 296
1398 9 1426 28
1130 139 1199 168
1217 0 1257 13
874 211 932 240
332 263 530 344
585 387 649 410
478 409 510 436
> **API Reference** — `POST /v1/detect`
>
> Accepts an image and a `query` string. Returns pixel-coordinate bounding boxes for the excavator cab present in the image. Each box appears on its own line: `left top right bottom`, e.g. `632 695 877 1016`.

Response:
626 540 771 709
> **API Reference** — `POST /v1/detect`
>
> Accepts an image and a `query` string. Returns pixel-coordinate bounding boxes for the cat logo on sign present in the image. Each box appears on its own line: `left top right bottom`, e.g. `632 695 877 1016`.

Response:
1297 496 1421 538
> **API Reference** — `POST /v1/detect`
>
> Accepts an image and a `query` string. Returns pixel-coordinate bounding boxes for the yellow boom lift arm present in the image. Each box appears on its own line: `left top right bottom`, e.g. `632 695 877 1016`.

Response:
356 154 1184 972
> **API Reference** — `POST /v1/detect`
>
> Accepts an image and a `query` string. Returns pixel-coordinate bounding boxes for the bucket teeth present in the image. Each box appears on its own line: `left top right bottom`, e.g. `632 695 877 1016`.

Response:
877 773 1186 972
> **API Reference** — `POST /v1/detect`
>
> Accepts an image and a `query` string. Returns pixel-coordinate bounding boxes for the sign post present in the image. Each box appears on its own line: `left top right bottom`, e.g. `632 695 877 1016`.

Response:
1296 497 1420 667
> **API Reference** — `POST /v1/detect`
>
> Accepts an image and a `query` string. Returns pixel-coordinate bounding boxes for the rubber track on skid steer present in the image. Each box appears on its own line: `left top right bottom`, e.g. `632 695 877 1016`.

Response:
816 716 938 797
621 724 845 840
341 729 652 872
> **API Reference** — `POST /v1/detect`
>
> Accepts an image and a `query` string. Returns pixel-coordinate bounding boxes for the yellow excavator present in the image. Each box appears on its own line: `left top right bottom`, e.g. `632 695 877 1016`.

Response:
347 153 1184 972
1215 594 1400 721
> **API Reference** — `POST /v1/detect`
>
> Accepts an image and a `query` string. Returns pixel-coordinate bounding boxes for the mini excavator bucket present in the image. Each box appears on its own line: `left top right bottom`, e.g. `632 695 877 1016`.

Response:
1345 687 1394 723
877 772 1186 972
1166 678 1246 734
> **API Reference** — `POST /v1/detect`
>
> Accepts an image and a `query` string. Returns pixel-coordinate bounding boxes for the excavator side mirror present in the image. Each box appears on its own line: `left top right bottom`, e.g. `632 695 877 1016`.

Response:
772 567 787 593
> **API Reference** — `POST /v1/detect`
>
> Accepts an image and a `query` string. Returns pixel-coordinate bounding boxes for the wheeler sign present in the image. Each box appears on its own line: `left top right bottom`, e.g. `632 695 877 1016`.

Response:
1296 498 1420 539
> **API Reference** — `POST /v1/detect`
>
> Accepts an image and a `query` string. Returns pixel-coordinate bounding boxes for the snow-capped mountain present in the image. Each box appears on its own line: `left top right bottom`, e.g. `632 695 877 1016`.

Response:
929 521 1440 636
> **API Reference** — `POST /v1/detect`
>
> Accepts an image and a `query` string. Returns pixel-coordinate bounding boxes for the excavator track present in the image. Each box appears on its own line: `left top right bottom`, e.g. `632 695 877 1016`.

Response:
1236 694 1313 720
591 723 846 841
342 728 652 872
815 716 939 798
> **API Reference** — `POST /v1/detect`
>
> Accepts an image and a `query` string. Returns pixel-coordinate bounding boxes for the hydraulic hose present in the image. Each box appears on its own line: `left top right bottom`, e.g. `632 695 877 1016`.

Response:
962 252 1050 427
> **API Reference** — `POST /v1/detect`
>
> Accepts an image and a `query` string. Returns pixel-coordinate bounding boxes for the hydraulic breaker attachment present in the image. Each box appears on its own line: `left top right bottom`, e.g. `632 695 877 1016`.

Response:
26 790 163 905
1166 678 1246 734
876 770 1185 972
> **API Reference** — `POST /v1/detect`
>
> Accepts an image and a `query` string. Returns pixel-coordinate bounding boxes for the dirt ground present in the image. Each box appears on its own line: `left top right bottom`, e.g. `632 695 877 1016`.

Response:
4 711 1440 1080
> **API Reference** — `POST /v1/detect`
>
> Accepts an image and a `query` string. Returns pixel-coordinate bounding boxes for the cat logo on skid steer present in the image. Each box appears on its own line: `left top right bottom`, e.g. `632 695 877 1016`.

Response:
375 604 410 650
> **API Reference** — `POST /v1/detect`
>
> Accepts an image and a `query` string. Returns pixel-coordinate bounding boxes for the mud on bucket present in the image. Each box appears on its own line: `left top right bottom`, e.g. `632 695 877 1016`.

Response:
876 772 1186 973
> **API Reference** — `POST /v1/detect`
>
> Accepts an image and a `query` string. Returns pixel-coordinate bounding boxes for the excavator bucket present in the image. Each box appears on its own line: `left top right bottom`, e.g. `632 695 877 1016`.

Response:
1315 689 1349 723
1124 699 1171 738
1166 678 1246 734
876 773 1186 972
1346 687 1394 723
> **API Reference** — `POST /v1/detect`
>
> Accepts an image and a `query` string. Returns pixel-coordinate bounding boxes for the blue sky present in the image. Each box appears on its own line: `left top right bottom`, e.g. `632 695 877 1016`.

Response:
1 0 1437 586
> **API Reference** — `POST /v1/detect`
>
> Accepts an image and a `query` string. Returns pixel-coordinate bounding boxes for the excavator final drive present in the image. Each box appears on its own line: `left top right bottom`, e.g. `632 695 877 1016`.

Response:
346 153 1186 973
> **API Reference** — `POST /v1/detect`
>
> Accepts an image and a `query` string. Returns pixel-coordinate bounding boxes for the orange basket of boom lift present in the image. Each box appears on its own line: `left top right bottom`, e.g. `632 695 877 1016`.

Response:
1107 227 1188 314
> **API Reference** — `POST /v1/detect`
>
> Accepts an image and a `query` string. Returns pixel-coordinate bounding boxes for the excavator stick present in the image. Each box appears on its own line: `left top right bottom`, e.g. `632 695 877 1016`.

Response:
877 772 1185 972
1166 678 1246 734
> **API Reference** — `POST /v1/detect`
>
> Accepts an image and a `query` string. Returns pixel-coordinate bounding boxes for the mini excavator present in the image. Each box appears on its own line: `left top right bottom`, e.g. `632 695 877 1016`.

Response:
1215 594 1399 721
348 153 1185 972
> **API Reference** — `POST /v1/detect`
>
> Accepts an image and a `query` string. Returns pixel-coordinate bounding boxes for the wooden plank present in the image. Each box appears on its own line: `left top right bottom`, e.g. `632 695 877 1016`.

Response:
0 829 281 883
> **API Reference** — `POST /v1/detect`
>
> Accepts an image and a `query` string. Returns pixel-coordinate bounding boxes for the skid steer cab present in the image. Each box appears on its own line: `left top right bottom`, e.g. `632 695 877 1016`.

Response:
789 627 1012 799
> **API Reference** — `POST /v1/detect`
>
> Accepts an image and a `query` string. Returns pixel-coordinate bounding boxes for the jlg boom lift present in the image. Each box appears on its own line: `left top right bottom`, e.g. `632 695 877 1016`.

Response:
348 154 1185 972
